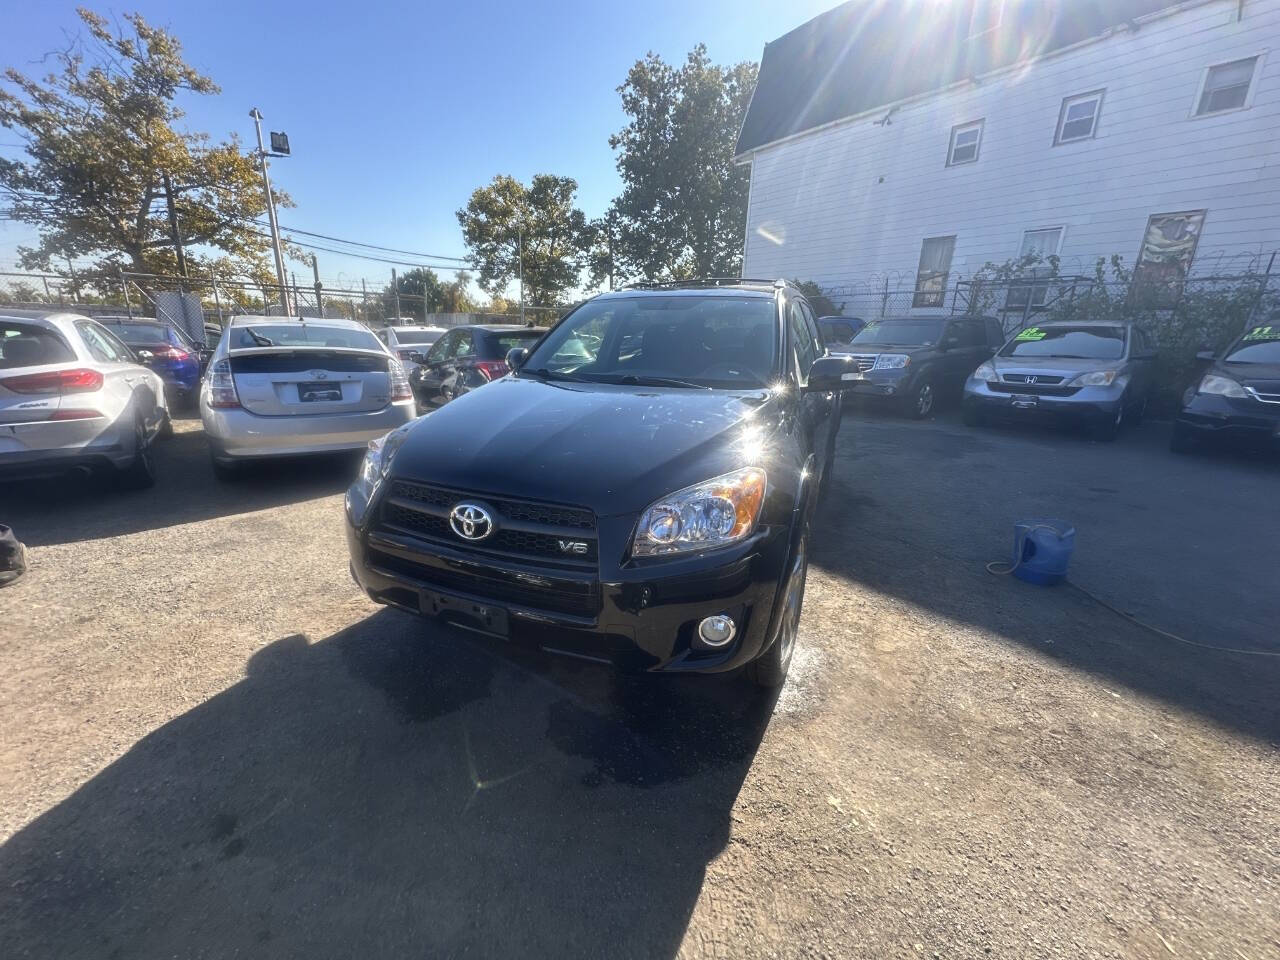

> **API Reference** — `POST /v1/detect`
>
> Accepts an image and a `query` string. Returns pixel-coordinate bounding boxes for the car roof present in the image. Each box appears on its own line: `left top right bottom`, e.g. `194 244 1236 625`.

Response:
228 315 365 329
386 325 447 332
595 285 776 302
463 324 547 332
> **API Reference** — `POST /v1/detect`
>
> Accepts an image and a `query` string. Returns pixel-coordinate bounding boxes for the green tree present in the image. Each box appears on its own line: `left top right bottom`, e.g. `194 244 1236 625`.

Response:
609 46 757 282
376 267 477 321
456 174 587 307
0 8 288 280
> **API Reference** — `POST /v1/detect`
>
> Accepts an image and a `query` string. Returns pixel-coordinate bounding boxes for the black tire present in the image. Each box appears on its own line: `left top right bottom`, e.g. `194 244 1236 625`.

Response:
962 404 986 428
115 416 157 490
211 456 242 482
748 529 808 689
1093 402 1124 442
1130 395 1148 426
158 411 174 439
905 378 936 420
816 409 842 502
1170 423 1200 455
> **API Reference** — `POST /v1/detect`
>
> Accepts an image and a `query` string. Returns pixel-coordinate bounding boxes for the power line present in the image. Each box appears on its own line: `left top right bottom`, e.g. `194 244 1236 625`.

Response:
253 219 470 263
246 227 472 272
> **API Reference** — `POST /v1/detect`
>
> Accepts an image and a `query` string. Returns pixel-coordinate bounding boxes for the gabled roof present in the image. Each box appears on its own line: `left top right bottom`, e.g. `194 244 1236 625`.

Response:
736 0 1184 156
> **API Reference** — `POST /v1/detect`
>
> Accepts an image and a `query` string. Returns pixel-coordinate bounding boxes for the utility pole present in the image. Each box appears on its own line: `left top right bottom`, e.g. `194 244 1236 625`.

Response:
249 107 289 314
518 226 525 325
161 171 189 281
311 254 324 318
361 278 368 325
392 268 401 321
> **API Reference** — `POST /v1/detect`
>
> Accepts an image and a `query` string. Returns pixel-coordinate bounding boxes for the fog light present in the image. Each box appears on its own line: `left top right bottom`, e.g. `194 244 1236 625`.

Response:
698 615 736 647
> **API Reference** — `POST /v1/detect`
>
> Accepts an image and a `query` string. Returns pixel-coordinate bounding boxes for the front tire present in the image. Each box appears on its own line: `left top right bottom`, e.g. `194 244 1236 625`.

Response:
905 378 936 419
1093 402 1124 441
748 531 808 689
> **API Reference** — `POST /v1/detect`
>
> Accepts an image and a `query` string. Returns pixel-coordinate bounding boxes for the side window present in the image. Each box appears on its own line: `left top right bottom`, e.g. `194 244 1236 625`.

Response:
787 299 818 384
425 331 454 363
1133 329 1150 354
798 299 823 357
377 330 390 345
951 320 985 348
76 322 126 362
454 331 475 359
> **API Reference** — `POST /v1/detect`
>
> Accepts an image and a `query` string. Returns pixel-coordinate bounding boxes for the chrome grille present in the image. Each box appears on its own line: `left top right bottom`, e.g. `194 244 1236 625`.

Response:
1246 387 1280 404
848 353 878 372
1001 373 1065 385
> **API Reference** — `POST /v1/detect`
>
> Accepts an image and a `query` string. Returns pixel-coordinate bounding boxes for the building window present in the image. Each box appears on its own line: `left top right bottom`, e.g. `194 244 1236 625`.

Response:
947 120 984 166
913 236 956 308
1008 227 1064 309
1195 57 1259 115
1055 91 1103 143
968 0 1005 38
1133 210 1206 305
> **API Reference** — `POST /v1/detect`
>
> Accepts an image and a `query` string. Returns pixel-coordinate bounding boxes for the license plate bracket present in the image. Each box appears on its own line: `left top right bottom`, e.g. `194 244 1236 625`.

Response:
1010 393 1039 408
299 381 342 402
420 587 510 638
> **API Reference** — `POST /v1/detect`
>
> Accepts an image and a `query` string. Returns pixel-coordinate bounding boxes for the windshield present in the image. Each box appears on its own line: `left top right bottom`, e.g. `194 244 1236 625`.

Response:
112 323 170 343
522 295 776 388
999 325 1126 360
230 324 381 351
1225 326 1280 364
852 318 946 347
394 330 444 345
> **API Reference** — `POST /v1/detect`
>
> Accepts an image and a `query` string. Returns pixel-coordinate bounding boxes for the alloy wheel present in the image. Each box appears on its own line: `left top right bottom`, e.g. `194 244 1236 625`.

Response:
916 383 934 417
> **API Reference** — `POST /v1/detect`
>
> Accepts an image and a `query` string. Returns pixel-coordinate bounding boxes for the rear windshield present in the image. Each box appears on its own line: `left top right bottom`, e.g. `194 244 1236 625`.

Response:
1224 325 1280 364
851 318 946 347
490 331 544 354
1 322 76 369
393 330 443 345
999 325 1125 360
110 323 169 342
230 324 381 351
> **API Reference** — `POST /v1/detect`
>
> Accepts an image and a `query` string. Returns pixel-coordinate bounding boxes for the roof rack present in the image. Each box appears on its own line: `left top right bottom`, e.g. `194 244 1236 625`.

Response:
621 277 798 292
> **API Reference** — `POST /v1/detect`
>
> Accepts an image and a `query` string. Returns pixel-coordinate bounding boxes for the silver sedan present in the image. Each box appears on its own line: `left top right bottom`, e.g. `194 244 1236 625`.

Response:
200 316 416 479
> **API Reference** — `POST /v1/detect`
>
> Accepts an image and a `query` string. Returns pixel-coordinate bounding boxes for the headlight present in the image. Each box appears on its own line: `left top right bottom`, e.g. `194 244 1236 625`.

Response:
873 354 910 370
971 361 996 382
1068 369 1122 387
346 423 413 524
1197 374 1247 398
632 467 767 557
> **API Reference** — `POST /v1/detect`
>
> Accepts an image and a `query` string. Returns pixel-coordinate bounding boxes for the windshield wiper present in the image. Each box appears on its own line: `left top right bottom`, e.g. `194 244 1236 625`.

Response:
242 327 274 347
523 367 590 382
606 374 708 389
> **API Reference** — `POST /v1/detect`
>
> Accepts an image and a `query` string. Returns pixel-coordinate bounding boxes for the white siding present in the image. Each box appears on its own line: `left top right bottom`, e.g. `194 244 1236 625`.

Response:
742 0 1280 295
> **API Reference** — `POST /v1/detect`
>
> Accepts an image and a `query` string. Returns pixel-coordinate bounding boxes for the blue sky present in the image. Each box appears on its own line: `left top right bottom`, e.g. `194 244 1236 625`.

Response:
0 0 836 294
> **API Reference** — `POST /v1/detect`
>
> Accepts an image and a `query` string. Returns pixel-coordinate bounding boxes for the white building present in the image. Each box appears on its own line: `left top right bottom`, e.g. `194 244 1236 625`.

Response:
736 0 1280 310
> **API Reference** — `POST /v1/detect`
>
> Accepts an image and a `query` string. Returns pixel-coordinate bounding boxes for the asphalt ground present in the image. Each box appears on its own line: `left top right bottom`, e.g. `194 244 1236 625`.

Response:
1 405 1276 959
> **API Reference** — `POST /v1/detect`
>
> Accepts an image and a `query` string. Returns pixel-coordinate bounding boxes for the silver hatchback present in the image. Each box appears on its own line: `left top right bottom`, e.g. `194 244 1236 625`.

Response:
200 316 416 478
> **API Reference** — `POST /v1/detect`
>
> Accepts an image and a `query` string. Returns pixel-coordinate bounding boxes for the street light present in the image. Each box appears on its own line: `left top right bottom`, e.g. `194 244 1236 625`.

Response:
250 107 289 313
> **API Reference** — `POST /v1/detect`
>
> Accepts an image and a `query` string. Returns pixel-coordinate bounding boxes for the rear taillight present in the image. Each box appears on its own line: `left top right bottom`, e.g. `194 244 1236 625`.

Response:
1 368 104 394
474 360 509 382
154 346 191 361
389 360 413 402
206 358 240 409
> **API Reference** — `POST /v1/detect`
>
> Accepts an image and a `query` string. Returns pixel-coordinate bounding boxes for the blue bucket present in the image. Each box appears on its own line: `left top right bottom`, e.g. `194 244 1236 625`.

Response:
1011 519 1075 586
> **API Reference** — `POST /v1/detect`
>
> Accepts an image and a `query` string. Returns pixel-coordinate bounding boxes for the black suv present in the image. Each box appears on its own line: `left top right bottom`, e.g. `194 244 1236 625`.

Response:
841 314 1005 417
344 280 858 687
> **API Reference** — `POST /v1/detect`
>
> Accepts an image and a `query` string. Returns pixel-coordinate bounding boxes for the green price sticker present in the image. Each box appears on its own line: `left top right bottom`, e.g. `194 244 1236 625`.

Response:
1015 327 1047 341
1243 325 1277 341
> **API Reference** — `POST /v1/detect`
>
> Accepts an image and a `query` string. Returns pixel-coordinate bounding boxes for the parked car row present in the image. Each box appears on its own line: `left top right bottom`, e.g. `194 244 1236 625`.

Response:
831 309 1280 451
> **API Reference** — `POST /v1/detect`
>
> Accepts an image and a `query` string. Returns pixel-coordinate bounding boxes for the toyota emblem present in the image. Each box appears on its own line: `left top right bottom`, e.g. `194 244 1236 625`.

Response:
311 370 329 380
449 502 494 541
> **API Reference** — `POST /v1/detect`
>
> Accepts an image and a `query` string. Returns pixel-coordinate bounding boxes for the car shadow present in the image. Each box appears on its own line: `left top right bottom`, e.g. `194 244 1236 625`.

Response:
1 415 362 547
0 609 776 958
813 416 1280 745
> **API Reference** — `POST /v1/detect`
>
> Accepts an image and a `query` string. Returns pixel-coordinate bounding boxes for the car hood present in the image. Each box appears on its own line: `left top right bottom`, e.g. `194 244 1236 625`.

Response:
992 355 1123 378
1214 359 1280 389
389 377 780 516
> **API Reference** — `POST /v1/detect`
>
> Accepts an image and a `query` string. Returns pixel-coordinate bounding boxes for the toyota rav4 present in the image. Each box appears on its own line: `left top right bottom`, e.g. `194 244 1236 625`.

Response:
343 280 857 687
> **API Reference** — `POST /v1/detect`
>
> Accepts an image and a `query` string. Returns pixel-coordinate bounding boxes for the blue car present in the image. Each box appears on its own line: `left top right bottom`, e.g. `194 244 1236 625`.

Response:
99 318 204 408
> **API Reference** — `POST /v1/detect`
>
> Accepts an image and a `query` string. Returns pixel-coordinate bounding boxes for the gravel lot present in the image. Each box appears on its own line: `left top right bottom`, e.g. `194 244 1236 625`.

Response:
1 408 1277 959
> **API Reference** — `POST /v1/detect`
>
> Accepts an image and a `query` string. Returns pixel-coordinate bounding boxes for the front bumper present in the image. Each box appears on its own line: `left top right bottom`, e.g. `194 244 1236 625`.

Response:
963 378 1125 422
344 502 790 675
204 400 417 461
1174 394 1280 446
842 369 910 402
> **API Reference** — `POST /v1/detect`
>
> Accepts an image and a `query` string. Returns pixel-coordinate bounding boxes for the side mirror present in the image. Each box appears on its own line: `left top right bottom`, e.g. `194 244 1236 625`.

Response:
408 351 427 363
805 354 860 393
506 347 529 372
1195 350 1216 362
